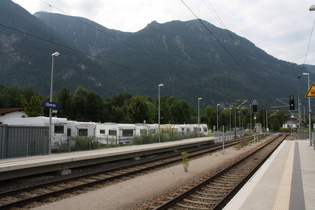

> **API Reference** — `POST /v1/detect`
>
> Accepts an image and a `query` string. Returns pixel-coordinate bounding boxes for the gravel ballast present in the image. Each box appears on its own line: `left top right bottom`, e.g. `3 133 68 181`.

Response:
34 140 265 210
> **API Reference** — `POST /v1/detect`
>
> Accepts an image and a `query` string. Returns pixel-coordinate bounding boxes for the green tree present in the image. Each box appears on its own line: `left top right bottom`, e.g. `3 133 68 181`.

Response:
146 98 157 124
111 93 133 107
103 93 134 122
72 86 105 122
127 96 150 123
276 110 289 125
0 86 22 108
20 95 44 117
268 110 288 131
171 100 185 124
57 87 74 119
201 106 216 130
270 117 281 131
169 100 193 124
21 85 39 102
103 101 125 122
178 100 193 123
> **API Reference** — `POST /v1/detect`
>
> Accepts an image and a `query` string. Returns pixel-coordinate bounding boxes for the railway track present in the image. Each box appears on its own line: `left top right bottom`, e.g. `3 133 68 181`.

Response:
151 134 286 209
0 136 256 209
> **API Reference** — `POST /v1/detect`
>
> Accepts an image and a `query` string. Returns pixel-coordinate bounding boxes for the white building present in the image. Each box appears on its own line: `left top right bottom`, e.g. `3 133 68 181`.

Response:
0 108 26 124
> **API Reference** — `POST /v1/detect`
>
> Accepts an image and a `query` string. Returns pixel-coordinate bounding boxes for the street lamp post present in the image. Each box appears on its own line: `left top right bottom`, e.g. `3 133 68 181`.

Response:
309 5 315 148
266 109 268 132
234 105 237 138
262 107 265 132
158 84 164 143
249 105 252 131
229 108 232 131
49 52 60 153
254 115 257 132
238 110 241 129
302 72 312 146
198 98 202 136
297 75 301 133
216 104 220 131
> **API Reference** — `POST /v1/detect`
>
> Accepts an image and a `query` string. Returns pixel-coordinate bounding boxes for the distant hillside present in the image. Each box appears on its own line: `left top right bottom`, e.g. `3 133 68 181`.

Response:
302 64 315 74
0 0 310 107
0 0 124 97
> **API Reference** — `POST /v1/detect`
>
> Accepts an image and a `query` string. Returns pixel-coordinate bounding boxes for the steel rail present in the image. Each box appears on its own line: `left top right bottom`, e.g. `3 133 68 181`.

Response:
153 134 285 209
0 136 256 208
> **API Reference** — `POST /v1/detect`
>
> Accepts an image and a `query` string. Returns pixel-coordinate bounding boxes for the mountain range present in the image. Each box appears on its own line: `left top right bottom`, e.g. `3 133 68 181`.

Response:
0 0 311 108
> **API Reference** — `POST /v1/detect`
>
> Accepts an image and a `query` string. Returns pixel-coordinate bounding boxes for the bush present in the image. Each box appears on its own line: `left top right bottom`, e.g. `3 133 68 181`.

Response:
73 136 101 151
181 152 189 172
132 132 159 144
132 128 198 145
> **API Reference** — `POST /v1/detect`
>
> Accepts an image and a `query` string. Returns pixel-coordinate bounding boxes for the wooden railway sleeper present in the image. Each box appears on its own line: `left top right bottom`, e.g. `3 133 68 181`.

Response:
205 183 234 188
202 186 232 191
196 191 222 196
212 179 240 185
190 194 221 201
88 176 105 181
183 198 213 205
220 174 242 179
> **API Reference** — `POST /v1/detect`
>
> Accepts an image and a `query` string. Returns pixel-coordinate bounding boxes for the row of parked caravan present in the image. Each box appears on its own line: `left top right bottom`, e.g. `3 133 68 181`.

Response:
3 117 209 149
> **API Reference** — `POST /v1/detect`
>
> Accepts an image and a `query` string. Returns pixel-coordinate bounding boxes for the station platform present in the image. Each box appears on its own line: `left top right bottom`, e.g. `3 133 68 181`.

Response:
0 136 216 180
224 139 315 210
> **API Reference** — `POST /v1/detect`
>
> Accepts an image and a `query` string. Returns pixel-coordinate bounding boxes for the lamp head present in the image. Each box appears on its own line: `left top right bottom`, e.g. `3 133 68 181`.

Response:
52 52 60 57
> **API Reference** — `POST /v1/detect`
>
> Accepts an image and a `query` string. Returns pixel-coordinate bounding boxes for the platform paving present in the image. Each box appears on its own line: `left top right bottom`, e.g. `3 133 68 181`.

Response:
224 139 315 210
0 136 215 180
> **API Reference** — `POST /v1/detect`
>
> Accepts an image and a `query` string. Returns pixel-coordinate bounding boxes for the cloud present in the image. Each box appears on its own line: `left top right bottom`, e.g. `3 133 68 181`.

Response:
206 0 315 64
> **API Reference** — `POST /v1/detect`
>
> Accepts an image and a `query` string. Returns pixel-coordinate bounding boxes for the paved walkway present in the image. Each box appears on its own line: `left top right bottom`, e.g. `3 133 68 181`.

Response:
224 139 315 210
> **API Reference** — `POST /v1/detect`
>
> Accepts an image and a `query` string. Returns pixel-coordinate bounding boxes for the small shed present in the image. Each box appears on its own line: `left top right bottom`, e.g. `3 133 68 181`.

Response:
282 116 298 128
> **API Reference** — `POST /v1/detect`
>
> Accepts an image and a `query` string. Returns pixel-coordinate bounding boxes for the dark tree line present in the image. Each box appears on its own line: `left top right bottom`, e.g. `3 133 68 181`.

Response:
0 85 289 131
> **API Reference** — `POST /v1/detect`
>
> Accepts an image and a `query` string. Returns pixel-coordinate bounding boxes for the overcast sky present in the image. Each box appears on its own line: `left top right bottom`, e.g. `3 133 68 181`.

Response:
11 0 315 65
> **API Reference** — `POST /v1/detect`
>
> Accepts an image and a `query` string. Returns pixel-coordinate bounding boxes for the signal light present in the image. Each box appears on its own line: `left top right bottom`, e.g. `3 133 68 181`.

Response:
289 95 295 110
252 104 258 113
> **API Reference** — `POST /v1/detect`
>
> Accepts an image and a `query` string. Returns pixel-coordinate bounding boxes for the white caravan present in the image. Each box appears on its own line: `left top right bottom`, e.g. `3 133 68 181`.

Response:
67 121 96 137
95 123 119 144
118 124 136 143
135 123 157 136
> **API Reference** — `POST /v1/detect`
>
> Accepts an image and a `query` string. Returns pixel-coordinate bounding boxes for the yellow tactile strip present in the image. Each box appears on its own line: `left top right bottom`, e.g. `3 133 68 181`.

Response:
272 141 295 210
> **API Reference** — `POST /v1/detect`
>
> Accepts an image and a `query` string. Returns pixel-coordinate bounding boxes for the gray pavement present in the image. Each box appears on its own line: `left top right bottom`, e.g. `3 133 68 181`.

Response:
224 139 315 210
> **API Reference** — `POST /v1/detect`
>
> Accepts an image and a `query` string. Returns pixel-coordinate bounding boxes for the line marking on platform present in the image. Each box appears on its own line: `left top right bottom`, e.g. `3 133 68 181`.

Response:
289 142 305 210
272 141 295 210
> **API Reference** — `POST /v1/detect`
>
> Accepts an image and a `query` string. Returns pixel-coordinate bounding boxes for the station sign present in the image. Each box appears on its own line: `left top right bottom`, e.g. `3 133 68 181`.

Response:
43 101 61 109
305 83 315 98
